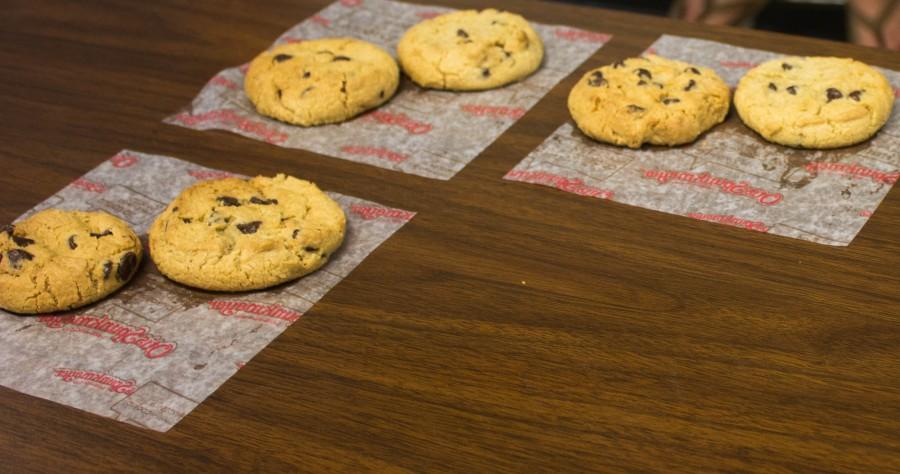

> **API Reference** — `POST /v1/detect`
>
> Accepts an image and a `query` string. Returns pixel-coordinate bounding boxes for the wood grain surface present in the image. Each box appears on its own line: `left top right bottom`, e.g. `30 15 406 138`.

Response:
1 0 899 471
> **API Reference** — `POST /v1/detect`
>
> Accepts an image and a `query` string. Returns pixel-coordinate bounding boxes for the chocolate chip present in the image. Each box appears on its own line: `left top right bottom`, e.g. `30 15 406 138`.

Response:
826 88 842 102
304 246 319 252
116 252 137 282
12 236 34 247
181 218 192 224
276 88 282 99
849 90 863 101
217 196 241 207
787 85 797 95
684 79 696 91
635 68 652 79
379 90 385 98
237 221 262 234
687 67 701 75
1 225 14 236
457 29 469 38
638 80 647 86
68 235 77 250
7 249 33 269
482 68 490 78
587 71 606 87
321 253 328 258
273 54 293 63
768 82 777 91
627 104 645 112
90 229 113 238
662 98 680 105
103 261 112 280
172 207 179 212
782 63 793 70
332 55 351 62
612 60 625 68
303 71 311 78
292 229 300 239
250 197 278 205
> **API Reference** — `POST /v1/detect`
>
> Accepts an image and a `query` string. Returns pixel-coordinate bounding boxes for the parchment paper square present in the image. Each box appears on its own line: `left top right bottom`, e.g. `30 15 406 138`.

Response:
505 35 900 246
0 150 414 432
164 0 610 180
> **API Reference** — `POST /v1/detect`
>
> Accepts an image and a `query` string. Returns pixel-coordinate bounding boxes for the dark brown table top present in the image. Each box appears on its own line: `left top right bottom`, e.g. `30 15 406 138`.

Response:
2 0 899 471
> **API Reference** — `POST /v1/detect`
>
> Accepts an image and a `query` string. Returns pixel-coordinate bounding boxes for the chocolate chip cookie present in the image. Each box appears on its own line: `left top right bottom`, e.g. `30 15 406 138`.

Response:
244 37 399 126
568 55 731 148
397 9 544 91
0 209 142 314
734 56 894 148
148 174 346 291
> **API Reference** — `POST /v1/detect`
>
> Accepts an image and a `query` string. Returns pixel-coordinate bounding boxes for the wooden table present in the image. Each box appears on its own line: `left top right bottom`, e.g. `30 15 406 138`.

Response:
2 0 899 471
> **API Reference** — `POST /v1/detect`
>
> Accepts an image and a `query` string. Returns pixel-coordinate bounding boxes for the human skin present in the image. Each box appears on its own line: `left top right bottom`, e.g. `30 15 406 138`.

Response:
674 0 899 51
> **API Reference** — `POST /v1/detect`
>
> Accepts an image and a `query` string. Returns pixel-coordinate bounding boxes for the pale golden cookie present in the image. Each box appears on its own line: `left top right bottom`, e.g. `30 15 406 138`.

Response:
149 174 345 291
244 38 399 126
568 55 731 148
0 209 142 314
734 56 894 148
397 9 543 90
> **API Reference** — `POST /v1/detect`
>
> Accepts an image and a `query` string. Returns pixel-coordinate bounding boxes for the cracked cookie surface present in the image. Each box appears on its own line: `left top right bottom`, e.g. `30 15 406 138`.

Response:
734 56 894 148
397 9 543 91
244 38 399 126
148 174 346 291
0 209 142 314
568 55 731 148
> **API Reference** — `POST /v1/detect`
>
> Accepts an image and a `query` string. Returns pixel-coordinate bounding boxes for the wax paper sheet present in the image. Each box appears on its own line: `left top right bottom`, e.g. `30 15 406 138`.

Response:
0 150 415 432
505 35 900 246
164 0 609 180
